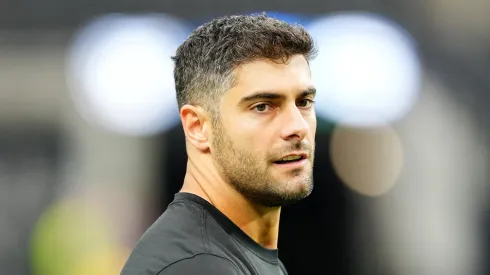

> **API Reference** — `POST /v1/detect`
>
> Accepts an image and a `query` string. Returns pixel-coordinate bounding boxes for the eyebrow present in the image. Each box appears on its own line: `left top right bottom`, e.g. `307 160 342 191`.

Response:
238 87 317 105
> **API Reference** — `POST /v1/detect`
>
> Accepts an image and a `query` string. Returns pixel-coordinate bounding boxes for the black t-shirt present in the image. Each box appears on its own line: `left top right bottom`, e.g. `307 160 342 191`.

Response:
121 192 289 275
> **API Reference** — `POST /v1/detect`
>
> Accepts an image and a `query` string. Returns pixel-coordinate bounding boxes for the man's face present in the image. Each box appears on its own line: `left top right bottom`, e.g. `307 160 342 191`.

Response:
211 54 317 207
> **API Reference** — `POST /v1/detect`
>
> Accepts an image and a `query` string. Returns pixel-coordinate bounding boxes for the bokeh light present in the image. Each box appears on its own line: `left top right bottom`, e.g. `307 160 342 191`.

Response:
30 198 129 275
308 12 422 127
66 13 191 136
330 125 404 196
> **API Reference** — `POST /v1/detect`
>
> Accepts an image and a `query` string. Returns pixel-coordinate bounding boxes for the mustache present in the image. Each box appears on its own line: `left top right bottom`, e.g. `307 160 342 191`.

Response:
272 141 314 158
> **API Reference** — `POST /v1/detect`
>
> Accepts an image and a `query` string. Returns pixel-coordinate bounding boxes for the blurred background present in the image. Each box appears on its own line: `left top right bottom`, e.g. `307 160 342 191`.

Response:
1 1 490 275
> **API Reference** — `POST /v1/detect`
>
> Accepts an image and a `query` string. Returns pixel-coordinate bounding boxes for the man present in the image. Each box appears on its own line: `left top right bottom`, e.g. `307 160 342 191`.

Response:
121 13 317 275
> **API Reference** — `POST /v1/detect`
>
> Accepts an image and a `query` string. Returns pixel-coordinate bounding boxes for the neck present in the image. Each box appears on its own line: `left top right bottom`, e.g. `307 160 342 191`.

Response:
180 158 281 250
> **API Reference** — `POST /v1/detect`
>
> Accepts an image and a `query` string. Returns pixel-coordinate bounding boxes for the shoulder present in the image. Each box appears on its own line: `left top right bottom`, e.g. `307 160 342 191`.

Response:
121 201 210 274
121 194 249 275
156 253 244 275
279 260 289 275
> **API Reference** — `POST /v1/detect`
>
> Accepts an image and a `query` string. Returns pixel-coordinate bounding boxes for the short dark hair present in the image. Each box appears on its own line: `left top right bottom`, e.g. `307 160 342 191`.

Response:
172 13 317 116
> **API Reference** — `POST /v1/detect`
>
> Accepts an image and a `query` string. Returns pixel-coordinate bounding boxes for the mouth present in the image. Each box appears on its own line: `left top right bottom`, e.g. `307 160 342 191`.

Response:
273 153 308 165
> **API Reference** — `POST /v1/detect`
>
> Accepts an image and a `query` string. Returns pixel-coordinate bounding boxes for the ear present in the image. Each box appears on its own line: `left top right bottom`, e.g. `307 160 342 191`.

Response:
180 104 211 152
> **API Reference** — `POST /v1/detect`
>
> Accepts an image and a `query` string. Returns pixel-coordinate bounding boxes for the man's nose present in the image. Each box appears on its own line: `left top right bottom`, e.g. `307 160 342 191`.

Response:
280 106 309 141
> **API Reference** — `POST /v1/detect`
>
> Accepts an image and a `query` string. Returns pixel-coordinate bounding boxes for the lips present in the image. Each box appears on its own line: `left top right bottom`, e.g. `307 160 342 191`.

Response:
273 153 308 164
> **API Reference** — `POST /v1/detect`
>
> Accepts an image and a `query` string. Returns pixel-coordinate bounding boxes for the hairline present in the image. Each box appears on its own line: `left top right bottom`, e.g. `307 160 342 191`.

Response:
182 54 313 118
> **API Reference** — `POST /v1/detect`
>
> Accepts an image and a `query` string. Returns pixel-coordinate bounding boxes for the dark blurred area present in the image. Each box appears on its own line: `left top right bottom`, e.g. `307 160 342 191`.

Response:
1 1 490 275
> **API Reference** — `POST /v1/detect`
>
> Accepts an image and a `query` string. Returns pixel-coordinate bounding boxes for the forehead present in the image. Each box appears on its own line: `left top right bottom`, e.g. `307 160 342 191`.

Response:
226 55 313 100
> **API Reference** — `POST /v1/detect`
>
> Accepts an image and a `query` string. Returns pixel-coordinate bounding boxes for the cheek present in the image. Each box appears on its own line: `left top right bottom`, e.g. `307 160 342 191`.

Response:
236 127 273 157
235 118 270 141
224 124 257 151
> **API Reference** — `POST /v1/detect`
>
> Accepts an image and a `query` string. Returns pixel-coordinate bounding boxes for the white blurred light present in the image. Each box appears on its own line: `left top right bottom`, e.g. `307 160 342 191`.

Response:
308 12 421 127
66 14 190 136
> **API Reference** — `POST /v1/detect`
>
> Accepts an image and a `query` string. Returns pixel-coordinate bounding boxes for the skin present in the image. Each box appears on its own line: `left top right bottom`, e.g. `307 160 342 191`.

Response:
180 54 317 249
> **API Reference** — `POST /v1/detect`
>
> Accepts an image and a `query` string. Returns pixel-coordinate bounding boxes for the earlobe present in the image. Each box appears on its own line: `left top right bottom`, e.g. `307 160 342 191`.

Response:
180 105 210 151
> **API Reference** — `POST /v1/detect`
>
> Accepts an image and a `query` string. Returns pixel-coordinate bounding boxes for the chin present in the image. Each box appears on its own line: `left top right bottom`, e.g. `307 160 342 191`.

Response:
289 178 314 198
243 185 313 208
261 194 310 208
271 182 314 207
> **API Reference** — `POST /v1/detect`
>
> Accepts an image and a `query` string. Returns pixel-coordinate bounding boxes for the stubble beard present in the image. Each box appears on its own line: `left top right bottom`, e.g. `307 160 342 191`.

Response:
211 119 314 207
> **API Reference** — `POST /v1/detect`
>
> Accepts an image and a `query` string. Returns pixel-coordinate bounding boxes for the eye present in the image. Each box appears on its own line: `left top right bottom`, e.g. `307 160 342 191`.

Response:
252 103 272 113
297 99 315 108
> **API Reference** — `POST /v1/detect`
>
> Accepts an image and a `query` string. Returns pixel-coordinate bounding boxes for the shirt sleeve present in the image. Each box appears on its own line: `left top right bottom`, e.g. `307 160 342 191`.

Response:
157 254 243 275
